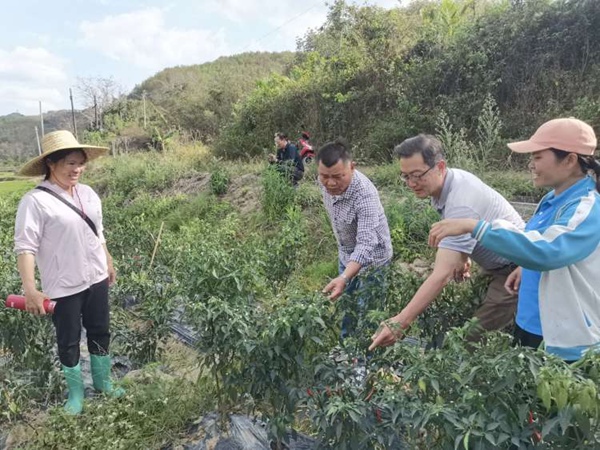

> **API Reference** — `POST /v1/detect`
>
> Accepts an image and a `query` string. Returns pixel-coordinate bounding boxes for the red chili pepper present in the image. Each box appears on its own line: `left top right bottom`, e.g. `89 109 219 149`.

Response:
375 408 382 423
307 388 313 397
529 410 542 442
326 386 332 397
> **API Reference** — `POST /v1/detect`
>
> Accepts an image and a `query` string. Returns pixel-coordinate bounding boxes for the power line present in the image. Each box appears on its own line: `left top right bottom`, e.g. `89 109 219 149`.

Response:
238 1 324 53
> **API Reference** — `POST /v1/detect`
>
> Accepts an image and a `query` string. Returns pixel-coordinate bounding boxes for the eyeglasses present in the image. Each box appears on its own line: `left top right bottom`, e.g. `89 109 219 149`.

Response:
400 165 434 183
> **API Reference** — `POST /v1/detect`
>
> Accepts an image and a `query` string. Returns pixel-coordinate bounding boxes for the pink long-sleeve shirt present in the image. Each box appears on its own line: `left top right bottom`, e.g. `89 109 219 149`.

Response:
14 180 108 299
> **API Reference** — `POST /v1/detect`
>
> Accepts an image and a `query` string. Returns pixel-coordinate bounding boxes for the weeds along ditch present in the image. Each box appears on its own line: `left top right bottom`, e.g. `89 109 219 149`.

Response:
0 149 598 449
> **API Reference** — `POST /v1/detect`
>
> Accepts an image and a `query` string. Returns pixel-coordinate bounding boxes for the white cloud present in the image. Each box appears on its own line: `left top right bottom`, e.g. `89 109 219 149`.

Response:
205 0 324 26
235 6 328 53
204 0 399 52
78 8 230 71
205 0 400 23
0 47 69 114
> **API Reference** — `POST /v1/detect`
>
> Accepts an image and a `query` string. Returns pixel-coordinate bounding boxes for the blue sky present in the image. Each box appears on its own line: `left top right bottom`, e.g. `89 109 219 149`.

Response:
0 0 401 115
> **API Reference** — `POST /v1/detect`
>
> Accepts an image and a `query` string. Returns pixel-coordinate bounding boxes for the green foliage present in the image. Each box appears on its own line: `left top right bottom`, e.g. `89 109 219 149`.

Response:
298 259 339 291
384 191 439 262
111 267 178 365
127 52 295 143
0 197 61 426
216 0 600 168
93 152 194 197
163 193 232 232
2 141 599 448
306 327 600 449
24 374 207 450
241 295 335 446
186 294 258 406
261 205 308 286
480 171 548 202
435 94 506 172
364 163 402 189
0 179 35 196
209 165 230 196
261 165 297 221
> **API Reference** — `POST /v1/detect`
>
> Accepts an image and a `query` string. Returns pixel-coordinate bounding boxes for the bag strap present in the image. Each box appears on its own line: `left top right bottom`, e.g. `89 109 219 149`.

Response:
35 186 98 237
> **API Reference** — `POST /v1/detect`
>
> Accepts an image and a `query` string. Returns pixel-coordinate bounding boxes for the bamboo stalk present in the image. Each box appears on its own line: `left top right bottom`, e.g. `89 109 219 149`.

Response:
149 221 165 269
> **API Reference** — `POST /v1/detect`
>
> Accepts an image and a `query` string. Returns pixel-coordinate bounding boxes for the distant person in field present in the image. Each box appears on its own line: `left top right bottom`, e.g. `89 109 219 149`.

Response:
317 140 393 339
428 118 600 362
268 132 304 186
370 134 524 351
14 130 124 415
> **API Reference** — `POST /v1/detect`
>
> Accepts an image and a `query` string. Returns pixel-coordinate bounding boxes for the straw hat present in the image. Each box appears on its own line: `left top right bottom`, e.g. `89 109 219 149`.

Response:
19 130 109 177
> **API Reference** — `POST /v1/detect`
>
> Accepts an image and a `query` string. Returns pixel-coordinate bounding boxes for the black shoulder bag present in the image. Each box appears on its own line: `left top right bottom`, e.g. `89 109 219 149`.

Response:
35 186 98 237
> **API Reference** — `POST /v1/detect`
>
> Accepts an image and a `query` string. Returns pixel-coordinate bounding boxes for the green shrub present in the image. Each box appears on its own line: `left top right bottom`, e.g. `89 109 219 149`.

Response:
261 205 308 286
110 267 177 365
163 193 232 231
209 166 230 196
384 191 439 262
261 165 296 221
480 171 548 202
364 163 403 190
306 327 600 449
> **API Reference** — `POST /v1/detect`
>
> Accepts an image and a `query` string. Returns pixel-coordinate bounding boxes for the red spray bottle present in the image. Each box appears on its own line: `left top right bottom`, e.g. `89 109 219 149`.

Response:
5 294 56 314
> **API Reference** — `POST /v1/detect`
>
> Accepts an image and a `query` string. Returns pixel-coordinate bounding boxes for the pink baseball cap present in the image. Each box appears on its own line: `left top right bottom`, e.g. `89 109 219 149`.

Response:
508 118 597 156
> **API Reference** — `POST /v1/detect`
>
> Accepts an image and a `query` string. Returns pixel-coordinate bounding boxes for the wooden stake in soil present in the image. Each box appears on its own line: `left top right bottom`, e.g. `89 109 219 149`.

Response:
149 221 165 269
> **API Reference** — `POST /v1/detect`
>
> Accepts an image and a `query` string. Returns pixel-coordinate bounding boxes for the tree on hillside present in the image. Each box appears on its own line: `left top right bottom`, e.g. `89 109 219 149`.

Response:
127 52 295 143
216 0 600 163
75 76 125 130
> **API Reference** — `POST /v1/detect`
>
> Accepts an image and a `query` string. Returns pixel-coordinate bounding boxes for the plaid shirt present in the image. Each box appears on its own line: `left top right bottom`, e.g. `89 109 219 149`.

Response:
320 170 393 271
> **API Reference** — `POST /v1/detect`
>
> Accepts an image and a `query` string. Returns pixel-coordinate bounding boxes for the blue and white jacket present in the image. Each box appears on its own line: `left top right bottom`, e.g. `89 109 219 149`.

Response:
473 177 600 360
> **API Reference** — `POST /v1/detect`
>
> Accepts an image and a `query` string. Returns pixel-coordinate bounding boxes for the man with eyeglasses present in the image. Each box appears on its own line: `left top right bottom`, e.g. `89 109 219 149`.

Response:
370 134 524 350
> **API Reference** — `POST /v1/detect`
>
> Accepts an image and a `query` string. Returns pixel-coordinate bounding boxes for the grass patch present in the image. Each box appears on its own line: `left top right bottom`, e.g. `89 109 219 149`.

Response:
19 368 211 450
0 179 36 196
297 259 338 291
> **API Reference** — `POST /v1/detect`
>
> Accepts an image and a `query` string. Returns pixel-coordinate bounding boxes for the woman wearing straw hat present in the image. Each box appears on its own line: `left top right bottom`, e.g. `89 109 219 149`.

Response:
14 130 123 415
429 118 600 362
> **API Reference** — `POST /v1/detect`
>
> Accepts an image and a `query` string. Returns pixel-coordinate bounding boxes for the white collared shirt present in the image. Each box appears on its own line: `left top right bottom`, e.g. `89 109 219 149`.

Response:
431 169 525 270
14 180 108 299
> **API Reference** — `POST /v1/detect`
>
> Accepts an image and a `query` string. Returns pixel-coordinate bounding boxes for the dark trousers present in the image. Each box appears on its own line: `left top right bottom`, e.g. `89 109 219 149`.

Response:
339 261 389 340
513 323 544 350
52 278 111 367
466 264 519 343
275 165 304 186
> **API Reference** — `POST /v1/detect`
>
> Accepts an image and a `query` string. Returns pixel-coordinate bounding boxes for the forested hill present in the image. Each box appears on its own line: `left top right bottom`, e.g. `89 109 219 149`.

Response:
0 111 90 165
0 51 294 163
128 51 295 141
4 1 600 166
214 0 600 161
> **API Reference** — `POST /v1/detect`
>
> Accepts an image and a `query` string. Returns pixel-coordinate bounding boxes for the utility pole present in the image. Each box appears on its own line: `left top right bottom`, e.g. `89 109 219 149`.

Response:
34 126 42 155
94 95 98 130
39 101 44 136
142 90 147 129
69 88 78 139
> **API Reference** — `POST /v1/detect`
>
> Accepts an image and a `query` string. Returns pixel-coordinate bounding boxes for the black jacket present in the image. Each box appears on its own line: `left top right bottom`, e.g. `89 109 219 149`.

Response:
276 142 304 172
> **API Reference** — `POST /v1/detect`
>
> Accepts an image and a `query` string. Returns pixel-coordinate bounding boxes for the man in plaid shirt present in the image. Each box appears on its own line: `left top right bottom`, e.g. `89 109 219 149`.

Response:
318 140 393 338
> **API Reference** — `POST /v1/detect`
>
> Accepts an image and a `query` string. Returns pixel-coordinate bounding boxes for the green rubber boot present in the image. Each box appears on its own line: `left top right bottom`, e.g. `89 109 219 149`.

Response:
62 363 84 415
90 355 125 398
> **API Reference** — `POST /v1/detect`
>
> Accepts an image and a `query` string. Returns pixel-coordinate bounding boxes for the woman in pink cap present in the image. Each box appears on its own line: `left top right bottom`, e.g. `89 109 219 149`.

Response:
429 118 600 362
